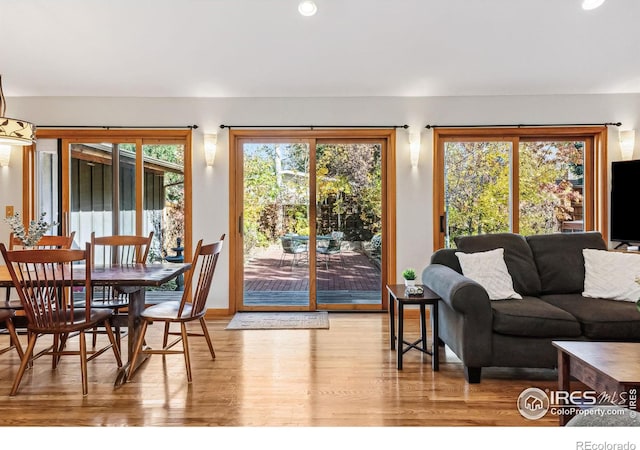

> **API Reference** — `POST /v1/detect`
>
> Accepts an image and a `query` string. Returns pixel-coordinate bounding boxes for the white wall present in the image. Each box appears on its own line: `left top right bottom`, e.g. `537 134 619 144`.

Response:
3 93 639 309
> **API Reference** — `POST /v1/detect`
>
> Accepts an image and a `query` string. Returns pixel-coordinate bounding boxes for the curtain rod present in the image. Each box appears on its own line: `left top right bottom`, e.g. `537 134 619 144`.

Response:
36 125 198 129
219 124 409 129
425 122 621 129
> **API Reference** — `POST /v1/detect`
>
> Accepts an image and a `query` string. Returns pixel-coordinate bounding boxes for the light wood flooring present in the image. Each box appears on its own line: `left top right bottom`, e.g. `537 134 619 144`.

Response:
1 313 564 427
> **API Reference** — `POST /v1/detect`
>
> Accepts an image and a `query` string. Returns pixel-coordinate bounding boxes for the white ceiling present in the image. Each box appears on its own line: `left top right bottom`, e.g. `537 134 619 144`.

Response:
2 0 639 98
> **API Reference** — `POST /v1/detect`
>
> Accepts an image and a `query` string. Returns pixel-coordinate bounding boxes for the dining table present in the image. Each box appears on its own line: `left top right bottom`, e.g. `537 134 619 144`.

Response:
0 261 191 387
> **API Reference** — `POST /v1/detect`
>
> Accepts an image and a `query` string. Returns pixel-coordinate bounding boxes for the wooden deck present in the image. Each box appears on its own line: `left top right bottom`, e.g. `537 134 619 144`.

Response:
243 243 381 306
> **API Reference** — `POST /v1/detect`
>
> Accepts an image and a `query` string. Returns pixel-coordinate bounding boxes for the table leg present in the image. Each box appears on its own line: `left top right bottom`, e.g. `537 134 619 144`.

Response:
558 349 571 426
397 301 404 370
114 288 149 387
419 304 427 352
431 302 439 371
389 292 395 350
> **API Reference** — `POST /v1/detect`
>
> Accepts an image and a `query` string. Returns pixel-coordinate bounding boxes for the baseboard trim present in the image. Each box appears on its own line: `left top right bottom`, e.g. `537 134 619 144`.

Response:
203 308 427 320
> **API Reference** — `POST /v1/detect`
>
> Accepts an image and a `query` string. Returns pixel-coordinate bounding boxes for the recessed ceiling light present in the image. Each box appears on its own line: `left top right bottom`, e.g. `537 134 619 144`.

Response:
582 0 606 10
298 1 317 17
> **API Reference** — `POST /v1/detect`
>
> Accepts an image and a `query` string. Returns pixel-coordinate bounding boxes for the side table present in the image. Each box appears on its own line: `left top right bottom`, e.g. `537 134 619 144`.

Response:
386 284 440 370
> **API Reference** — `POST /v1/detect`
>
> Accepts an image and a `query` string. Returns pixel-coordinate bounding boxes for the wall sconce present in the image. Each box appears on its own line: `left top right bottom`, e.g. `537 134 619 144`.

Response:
619 129 636 161
0 145 10 167
409 131 420 168
204 133 217 166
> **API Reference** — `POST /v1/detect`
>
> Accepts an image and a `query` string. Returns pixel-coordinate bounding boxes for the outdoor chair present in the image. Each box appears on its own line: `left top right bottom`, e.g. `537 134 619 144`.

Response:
0 242 122 396
89 231 154 349
317 232 344 269
127 234 224 383
279 235 308 268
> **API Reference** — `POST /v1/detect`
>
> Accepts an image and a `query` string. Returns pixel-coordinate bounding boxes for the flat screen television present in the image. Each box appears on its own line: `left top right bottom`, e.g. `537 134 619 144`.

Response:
610 160 640 244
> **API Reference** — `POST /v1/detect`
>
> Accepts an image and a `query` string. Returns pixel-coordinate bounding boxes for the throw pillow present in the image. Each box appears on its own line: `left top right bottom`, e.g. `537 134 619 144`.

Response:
582 249 640 302
455 248 523 300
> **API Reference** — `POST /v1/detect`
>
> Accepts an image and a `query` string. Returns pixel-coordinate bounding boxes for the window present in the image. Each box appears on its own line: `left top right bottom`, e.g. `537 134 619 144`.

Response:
433 127 608 249
24 129 192 262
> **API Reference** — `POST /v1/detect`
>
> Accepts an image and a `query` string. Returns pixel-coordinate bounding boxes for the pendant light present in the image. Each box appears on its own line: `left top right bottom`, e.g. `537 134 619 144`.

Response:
0 75 36 146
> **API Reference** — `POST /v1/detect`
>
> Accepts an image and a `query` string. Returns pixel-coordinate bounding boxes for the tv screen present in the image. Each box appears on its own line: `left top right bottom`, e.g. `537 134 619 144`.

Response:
610 160 640 243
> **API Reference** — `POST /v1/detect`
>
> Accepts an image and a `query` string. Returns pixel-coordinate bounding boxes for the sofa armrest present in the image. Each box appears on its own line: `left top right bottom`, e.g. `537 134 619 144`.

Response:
422 263 494 370
422 263 492 319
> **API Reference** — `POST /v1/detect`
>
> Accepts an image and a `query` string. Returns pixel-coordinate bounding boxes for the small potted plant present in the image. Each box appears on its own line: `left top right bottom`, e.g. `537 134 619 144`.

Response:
5 212 58 248
402 268 417 287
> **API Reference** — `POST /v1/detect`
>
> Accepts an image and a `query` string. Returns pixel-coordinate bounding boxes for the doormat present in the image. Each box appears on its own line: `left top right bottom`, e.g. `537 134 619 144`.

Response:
225 312 330 330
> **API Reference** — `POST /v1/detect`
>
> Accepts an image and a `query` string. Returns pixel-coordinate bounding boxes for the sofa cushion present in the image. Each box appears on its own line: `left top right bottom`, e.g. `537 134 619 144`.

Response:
583 249 640 302
454 233 541 296
541 294 640 340
526 231 607 295
491 296 582 338
456 248 522 300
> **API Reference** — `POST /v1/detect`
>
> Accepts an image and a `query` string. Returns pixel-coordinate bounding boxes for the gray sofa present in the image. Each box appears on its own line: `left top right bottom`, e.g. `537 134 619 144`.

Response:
422 231 640 383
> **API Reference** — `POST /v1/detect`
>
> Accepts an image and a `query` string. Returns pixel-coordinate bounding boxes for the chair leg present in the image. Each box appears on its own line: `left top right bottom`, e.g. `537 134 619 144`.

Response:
79 331 88 396
114 324 121 352
127 320 149 381
52 334 60 369
199 317 215 359
10 332 38 396
4 318 23 360
103 321 123 368
163 322 170 348
181 323 192 383
92 326 98 348
54 333 69 369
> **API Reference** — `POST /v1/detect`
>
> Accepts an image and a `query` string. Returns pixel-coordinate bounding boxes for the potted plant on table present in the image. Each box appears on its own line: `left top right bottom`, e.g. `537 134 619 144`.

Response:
402 268 417 287
5 212 58 247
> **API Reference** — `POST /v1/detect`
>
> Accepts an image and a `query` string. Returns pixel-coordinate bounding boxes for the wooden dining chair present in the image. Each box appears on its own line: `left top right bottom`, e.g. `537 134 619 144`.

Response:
127 234 225 383
89 231 154 349
5 231 76 302
0 242 122 396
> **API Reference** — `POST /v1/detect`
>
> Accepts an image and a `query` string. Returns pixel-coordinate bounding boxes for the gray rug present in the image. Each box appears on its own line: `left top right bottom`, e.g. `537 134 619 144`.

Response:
225 312 330 330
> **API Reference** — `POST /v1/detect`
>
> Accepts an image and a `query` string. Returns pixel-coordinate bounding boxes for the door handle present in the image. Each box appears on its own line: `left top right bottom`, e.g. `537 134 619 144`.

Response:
238 215 243 235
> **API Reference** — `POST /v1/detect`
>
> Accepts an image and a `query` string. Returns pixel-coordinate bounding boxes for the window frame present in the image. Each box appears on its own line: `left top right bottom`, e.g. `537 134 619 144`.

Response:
228 128 397 313
22 129 192 260
432 126 608 250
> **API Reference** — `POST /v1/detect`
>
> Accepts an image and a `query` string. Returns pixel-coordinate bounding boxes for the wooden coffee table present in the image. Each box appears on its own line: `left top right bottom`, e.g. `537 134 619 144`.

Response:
553 341 640 426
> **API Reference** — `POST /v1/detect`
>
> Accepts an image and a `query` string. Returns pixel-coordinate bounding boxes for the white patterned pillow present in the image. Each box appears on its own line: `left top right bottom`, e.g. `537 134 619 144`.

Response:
455 248 522 300
583 249 640 302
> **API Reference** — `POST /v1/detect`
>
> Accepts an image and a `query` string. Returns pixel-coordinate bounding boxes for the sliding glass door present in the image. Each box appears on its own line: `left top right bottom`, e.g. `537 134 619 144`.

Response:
69 141 137 248
232 130 393 313
241 141 311 309
315 141 382 308
30 129 191 296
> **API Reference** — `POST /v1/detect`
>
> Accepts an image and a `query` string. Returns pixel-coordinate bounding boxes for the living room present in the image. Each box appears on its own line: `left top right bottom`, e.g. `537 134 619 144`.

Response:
1 0 639 447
